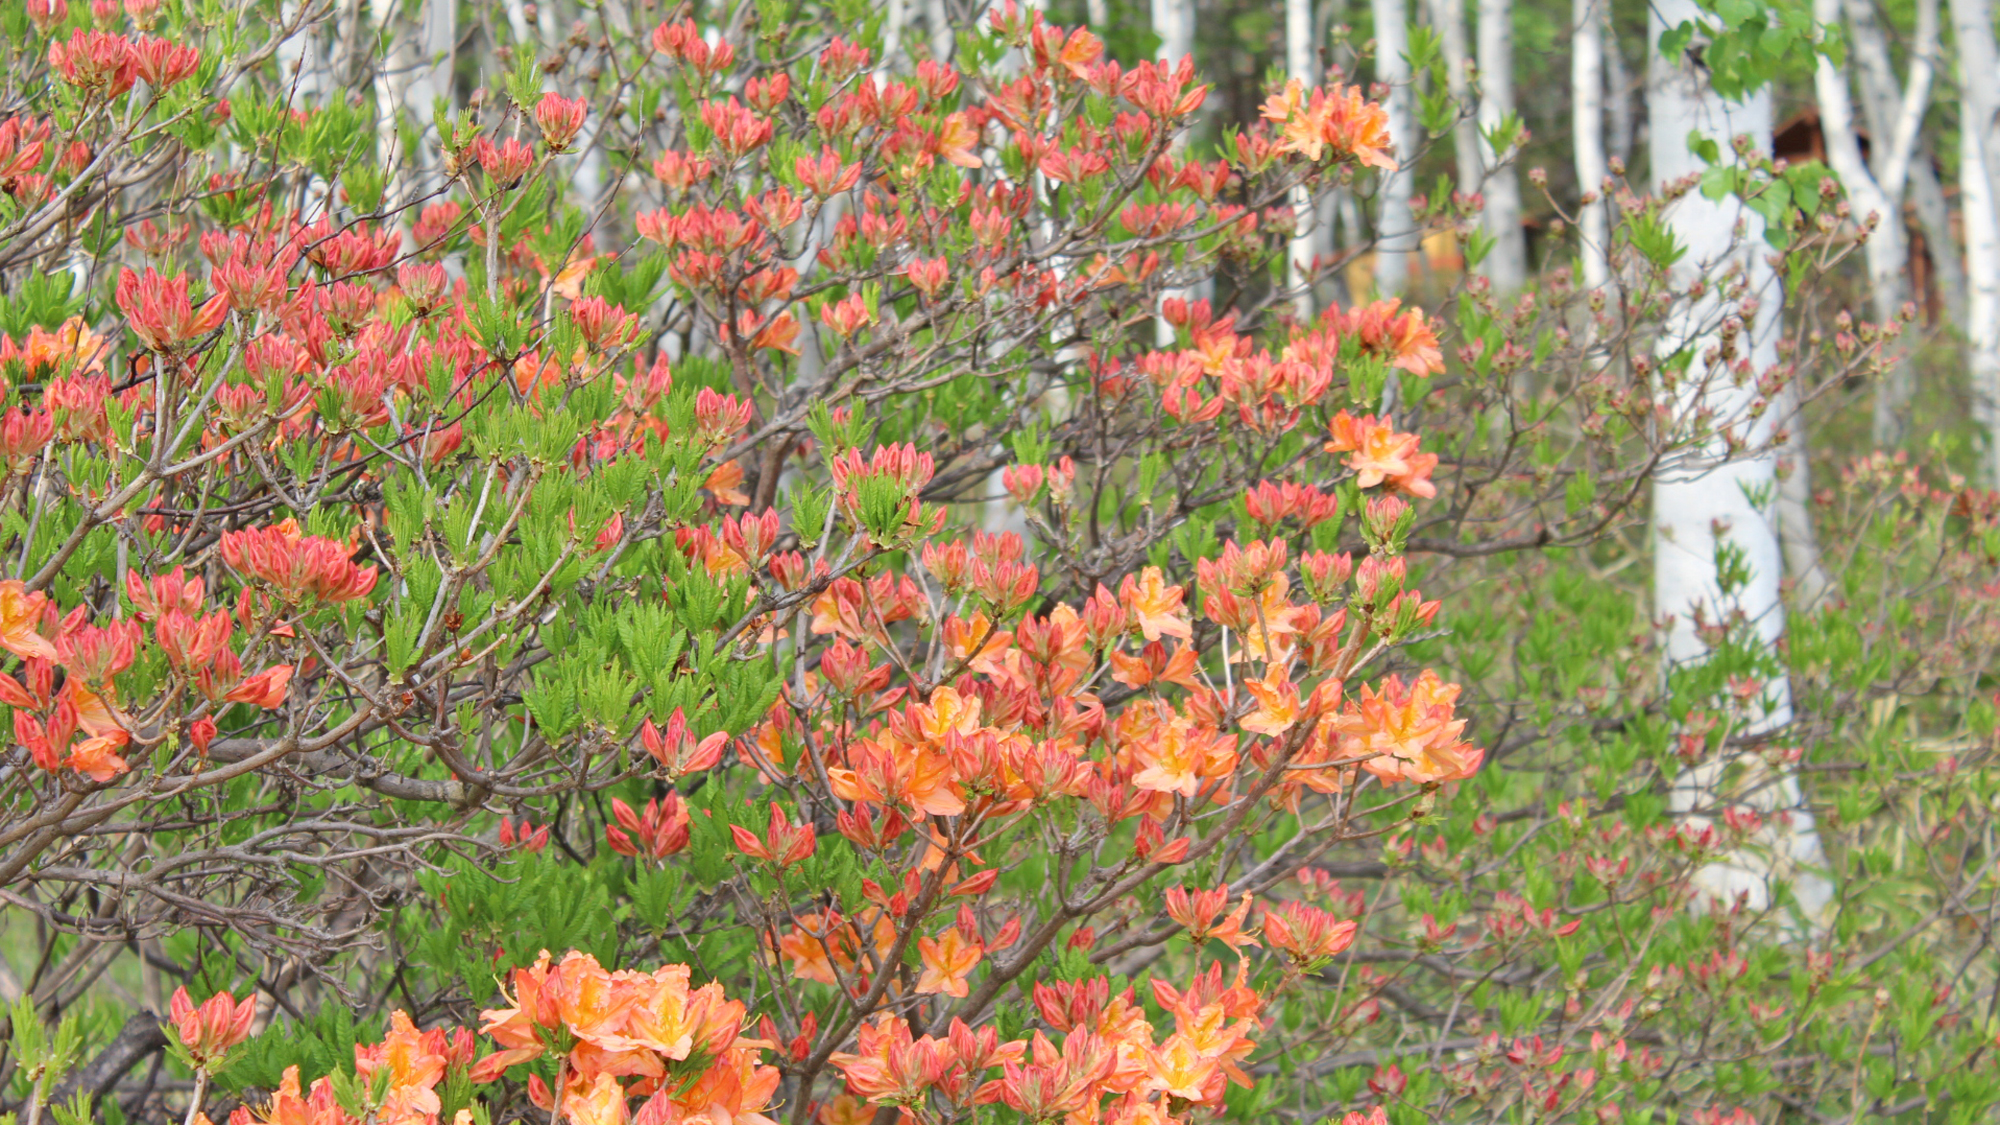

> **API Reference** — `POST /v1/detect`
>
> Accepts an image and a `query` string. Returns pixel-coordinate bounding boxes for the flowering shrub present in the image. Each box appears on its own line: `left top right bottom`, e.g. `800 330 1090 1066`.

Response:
0 0 1993 1123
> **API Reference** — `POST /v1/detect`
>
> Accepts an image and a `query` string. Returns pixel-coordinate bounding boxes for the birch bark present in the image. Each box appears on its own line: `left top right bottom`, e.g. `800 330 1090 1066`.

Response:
1952 0 2000 483
1475 0 1526 292
1648 0 1834 920
1371 0 1415 297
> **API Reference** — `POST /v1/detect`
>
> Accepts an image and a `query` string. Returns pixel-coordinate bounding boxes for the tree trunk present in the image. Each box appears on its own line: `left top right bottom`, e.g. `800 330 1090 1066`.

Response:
1571 0 1609 289
1289 0 1319 318
1475 0 1526 292
1909 154 1969 325
1152 0 1193 67
370 0 416 211
1952 0 2000 484
1845 0 1963 326
1372 0 1415 297
1602 3 1633 168
1648 0 1834 922
930 0 955 59
1830 0 1937 442
1814 0 1912 445
1428 0 1483 196
1774 382 1833 609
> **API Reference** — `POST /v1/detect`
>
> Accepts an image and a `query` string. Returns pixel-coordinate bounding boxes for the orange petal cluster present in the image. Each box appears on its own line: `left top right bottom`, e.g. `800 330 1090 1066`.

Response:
1258 79 1397 171
1324 411 1440 499
475 951 778 1125
1328 669 1483 784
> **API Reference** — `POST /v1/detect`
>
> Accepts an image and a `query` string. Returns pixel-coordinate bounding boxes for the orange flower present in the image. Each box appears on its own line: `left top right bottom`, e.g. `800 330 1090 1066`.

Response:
935 112 983 169
64 733 129 782
1142 1035 1218 1101
1329 669 1482 784
1118 567 1192 642
0 580 55 661
1259 81 1397 172
1128 710 1235 798
1323 411 1438 499
828 734 965 818
816 1095 873 1125
776 910 897 987
915 928 983 997
1260 901 1358 964
914 684 982 743
565 1071 628 1125
0 316 110 380
251 1065 347 1125
704 460 749 505
1239 663 1301 736
352 1011 447 1125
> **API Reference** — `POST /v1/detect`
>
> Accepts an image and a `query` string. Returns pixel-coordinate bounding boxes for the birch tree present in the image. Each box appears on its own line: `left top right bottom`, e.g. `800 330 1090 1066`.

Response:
1816 0 1937 445
1952 0 2000 484
1648 0 1834 919
1572 0 1610 289
1289 0 1319 317
1429 0 1484 196
1843 0 1961 331
1372 0 1416 296
1475 0 1526 292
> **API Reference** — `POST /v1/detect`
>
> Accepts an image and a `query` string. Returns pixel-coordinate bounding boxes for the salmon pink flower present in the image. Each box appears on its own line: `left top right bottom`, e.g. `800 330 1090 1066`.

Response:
731 802 817 868
169 986 257 1068
220 520 378 604
115 266 228 352
535 92 588 151
604 793 691 860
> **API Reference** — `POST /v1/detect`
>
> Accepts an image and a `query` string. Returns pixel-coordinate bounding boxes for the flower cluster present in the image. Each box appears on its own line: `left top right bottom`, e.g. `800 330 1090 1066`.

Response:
475 951 778 1125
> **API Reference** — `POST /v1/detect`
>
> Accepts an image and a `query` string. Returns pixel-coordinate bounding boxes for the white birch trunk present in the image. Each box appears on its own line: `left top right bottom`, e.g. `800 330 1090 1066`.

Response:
1429 0 1483 196
1952 0 2000 484
1774 382 1833 608
1571 0 1609 290
1152 0 1193 66
877 0 906 75
930 0 956 59
370 0 415 211
1846 0 1963 328
1825 0 1934 443
1602 5 1633 167
1371 0 1415 297
1474 0 1526 292
1649 0 1834 922
1288 0 1319 319
1813 0 1911 445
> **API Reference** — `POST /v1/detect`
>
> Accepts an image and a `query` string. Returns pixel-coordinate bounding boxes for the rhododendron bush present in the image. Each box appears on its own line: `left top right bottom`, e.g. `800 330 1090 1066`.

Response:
3 0 1999 1122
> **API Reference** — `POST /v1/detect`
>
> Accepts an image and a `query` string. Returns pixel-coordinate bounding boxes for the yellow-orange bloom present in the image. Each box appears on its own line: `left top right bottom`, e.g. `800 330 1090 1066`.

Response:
353 1011 447 1125
1324 411 1438 499
1239 663 1301 736
1143 1035 1219 1101
1329 669 1482 784
1259 80 1397 172
1119 567 1192 642
915 928 983 997
0 580 55 661
1129 710 1236 798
